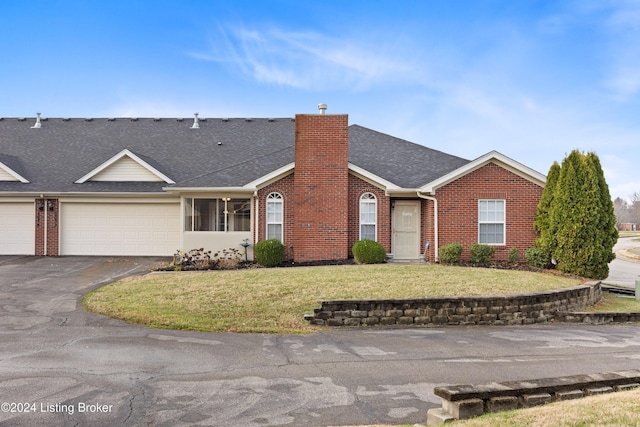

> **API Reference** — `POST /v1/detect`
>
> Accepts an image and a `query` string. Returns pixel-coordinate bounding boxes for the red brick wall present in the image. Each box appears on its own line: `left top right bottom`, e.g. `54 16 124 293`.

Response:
436 163 543 262
256 173 295 260
347 175 391 255
35 199 59 256
293 114 349 262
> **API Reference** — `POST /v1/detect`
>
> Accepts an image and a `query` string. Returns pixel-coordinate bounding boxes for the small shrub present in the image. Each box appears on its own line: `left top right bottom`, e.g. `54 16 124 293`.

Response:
525 247 551 268
508 247 520 264
254 239 285 267
469 243 496 263
172 248 212 269
213 248 242 269
352 239 386 264
439 243 462 264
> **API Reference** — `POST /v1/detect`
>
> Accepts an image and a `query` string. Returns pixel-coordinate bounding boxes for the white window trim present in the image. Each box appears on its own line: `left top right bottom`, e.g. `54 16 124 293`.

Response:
266 192 284 242
478 199 506 245
359 192 377 241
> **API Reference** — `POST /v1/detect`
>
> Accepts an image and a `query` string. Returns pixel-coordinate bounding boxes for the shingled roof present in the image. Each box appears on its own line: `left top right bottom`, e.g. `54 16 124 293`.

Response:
0 116 469 193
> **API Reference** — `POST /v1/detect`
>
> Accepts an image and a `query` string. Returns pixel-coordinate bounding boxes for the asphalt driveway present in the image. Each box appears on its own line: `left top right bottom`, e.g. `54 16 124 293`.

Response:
2 256 640 427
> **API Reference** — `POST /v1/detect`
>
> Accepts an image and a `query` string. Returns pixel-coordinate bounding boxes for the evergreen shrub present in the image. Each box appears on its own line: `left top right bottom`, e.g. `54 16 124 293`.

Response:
439 243 462 264
525 247 550 268
352 239 386 264
469 243 495 263
254 239 285 267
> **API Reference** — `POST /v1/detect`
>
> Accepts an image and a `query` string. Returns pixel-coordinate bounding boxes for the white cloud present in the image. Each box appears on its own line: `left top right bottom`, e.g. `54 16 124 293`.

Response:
190 25 419 91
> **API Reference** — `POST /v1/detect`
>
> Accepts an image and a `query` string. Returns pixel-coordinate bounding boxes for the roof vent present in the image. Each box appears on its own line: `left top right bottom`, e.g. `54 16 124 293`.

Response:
222 118 229 122
85 118 93 121
18 118 26 121
31 112 42 129
318 103 327 115
153 118 161 121
63 118 70 121
268 118 275 122
176 118 184 122
108 118 116 121
131 117 138 121
191 112 200 129
245 118 252 122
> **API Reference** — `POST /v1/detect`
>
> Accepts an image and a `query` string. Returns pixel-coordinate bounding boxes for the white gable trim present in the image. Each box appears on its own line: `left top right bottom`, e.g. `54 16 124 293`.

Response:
75 149 175 184
243 162 295 189
348 163 401 191
420 150 546 193
0 162 29 183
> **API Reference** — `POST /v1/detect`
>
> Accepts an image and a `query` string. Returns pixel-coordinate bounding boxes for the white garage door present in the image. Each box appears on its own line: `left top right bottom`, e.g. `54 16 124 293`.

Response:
61 203 180 256
0 202 35 255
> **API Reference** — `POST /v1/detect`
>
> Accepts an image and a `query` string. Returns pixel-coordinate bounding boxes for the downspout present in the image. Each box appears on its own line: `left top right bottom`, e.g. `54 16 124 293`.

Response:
417 192 438 262
254 191 259 246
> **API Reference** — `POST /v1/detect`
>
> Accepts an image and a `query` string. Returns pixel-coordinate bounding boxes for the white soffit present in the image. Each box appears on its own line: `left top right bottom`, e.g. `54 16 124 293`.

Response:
420 150 546 193
75 149 175 184
0 162 29 183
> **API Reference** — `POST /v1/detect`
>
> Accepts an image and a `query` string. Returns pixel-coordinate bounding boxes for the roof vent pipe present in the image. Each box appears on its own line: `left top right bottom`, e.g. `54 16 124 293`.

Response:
318 103 327 115
31 112 42 129
191 112 200 129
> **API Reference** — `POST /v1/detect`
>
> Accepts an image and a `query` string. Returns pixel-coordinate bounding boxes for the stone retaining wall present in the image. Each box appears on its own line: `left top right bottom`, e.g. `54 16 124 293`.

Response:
304 282 602 327
555 311 640 323
427 370 640 425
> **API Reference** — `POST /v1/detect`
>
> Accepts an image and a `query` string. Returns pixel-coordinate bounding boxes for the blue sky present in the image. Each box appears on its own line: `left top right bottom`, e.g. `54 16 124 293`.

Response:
2 0 639 200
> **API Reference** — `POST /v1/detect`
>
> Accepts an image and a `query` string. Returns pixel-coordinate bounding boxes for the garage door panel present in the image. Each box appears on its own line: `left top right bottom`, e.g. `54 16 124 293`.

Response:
61 203 180 256
0 203 35 255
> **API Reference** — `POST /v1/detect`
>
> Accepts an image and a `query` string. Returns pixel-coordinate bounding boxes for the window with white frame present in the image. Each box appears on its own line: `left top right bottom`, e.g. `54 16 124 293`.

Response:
478 199 505 245
183 197 250 232
266 192 283 241
360 193 377 241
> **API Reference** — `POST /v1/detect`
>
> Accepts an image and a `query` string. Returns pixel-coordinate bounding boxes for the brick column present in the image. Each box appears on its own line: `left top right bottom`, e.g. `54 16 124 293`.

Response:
293 113 349 262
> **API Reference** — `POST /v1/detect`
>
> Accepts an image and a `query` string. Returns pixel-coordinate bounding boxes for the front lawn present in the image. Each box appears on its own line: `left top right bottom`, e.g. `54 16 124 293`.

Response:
84 264 581 334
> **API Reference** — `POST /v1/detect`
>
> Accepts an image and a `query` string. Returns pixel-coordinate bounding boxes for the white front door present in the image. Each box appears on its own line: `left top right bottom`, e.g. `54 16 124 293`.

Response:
392 201 420 259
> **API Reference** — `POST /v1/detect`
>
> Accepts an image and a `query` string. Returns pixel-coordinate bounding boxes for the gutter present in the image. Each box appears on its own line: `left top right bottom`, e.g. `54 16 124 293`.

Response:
417 192 438 262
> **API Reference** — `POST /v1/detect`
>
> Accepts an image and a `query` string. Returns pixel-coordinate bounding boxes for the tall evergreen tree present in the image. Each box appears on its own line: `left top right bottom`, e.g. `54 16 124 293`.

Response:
536 150 617 279
534 161 561 262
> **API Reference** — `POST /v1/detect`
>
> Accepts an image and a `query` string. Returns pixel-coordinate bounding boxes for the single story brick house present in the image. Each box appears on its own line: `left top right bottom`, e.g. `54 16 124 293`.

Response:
0 106 545 262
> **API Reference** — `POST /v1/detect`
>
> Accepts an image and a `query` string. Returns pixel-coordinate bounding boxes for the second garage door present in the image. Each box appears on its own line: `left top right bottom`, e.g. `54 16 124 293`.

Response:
60 202 180 256
0 202 35 255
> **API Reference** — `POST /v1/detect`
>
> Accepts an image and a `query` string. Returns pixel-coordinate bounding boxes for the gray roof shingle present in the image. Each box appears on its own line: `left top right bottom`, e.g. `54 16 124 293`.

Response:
0 116 469 193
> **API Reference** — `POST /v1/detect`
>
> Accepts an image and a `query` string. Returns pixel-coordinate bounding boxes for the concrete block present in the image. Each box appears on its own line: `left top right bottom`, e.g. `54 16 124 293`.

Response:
521 393 552 407
397 316 414 325
426 408 456 425
343 318 361 326
614 383 640 392
350 310 368 318
487 396 518 412
443 398 484 419
556 390 583 401
585 386 613 396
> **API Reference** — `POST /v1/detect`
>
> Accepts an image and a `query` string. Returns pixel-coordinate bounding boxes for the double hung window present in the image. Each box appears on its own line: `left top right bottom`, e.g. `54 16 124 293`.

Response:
360 193 377 241
478 199 505 245
266 193 283 241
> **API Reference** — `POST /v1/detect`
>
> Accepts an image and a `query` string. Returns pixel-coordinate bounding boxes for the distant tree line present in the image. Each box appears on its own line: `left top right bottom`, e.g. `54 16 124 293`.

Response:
613 193 640 227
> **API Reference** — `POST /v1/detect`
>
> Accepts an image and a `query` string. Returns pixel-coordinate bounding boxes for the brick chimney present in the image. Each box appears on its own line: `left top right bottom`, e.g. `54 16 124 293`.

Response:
292 108 349 262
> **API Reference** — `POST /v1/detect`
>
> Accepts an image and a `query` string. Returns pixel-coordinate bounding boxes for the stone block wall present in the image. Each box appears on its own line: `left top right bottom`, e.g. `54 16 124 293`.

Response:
304 281 602 327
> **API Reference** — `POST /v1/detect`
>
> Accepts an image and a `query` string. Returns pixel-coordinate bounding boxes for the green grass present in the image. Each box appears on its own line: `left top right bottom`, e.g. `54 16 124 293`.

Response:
450 387 640 427
84 264 581 334
585 291 640 312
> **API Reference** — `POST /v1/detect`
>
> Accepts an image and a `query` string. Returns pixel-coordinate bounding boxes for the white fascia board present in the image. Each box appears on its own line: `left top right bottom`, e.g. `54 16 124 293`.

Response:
243 162 295 189
0 162 29 183
420 150 546 193
74 149 175 184
162 187 255 194
348 163 401 191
